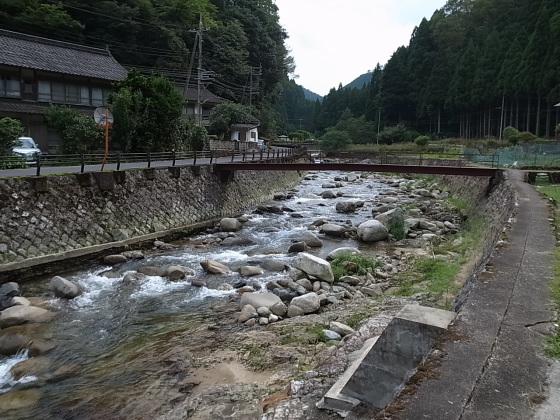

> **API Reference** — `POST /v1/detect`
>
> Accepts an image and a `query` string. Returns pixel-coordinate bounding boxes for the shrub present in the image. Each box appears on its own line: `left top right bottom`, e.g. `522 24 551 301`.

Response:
320 129 351 151
414 135 430 148
503 126 519 141
45 106 103 154
0 117 24 156
330 252 380 279
518 131 537 143
388 218 406 240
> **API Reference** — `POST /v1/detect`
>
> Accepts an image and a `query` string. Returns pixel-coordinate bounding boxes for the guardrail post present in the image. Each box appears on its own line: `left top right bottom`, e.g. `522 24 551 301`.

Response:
117 153 121 171
419 153 423 166
193 151 197 166
172 151 176 167
260 151 263 161
36 154 41 176
231 151 235 162
252 150 255 161
242 152 246 162
210 151 213 164
267 150 270 160
80 153 85 173
147 152 151 168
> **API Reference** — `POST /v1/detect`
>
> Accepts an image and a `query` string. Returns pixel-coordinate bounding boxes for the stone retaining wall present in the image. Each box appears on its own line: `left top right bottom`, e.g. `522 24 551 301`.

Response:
0 166 301 271
436 171 517 310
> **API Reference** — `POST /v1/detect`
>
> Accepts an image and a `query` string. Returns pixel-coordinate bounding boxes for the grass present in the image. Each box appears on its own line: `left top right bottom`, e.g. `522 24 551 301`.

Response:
330 252 380 280
238 344 273 371
535 184 560 357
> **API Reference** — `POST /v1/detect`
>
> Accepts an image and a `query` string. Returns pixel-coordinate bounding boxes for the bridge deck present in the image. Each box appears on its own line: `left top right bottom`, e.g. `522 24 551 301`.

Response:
215 163 499 177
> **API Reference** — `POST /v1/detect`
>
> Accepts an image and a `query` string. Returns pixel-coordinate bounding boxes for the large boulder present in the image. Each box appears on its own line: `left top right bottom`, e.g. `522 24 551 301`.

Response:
0 332 30 356
294 253 334 283
290 292 320 314
239 292 283 310
103 254 127 265
220 218 242 232
335 201 357 213
166 266 194 281
0 282 20 311
50 276 82 299
321 223 347 237
238 266 264 277
0 306 55 328
329 321 355 337
301 231 323 247
326 247 362 261
137 266 167 277
288 242 308 253
375 208 405 229
357 220 389 243
200 259 231 274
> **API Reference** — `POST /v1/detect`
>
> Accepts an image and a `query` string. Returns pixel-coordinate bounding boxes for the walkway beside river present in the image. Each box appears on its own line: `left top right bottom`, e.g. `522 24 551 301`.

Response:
394 169 558 419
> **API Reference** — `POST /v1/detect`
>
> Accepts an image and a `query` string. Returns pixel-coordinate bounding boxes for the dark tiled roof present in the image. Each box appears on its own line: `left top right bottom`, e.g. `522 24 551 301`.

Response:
0 100 90 116
0 30 127 81
183 87 226 105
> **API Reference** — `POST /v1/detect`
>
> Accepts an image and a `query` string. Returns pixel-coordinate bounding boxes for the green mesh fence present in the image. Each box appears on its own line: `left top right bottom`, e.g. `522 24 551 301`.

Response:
464 142 560 168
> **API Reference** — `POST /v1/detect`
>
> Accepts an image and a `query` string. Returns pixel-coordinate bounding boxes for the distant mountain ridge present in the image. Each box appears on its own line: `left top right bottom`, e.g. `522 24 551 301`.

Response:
345 71 372 89
302 86 322 101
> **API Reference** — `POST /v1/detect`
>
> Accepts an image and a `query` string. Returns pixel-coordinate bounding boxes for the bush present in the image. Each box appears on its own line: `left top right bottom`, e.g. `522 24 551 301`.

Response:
503 126 519 141
0 117 24 156
388 218 406 240
378 124 419 145
45 106 103 154
320 129 351 151
414 135 430 148
330 252 380 280
518 131 537 143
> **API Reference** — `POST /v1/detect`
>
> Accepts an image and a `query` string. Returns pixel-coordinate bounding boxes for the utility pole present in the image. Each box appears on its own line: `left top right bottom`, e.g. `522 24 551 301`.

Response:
197 15 203 126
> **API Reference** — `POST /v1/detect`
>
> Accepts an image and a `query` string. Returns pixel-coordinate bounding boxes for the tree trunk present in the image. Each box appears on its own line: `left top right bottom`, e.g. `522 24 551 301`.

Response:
488 107 492 138
546 101 551 138
535 93 541 137
516 98 519 128
437 107 441 135
526 95 531 132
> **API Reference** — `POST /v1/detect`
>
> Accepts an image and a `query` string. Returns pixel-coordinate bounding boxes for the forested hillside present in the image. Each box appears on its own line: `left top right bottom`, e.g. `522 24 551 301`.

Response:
313 0 560 141
0 0 295 136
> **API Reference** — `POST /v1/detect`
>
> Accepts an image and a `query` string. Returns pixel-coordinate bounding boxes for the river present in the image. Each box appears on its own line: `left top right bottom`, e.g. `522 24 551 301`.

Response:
0 169 399 419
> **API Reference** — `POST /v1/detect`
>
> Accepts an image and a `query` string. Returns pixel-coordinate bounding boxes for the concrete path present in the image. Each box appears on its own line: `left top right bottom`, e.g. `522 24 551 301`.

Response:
398 170 558 419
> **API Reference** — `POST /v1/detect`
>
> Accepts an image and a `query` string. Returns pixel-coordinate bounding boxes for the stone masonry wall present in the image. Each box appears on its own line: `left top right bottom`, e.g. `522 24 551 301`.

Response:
0 166 302 268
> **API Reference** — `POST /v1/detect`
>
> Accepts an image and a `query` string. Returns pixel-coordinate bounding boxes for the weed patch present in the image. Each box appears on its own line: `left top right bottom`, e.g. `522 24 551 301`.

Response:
330 252 380 280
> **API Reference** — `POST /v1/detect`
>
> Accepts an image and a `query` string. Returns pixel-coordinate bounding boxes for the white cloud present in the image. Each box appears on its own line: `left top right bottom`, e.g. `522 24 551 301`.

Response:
275 0 447 96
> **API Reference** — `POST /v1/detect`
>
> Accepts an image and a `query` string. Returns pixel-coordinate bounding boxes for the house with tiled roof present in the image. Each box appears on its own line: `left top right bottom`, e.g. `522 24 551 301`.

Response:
0 29 127 152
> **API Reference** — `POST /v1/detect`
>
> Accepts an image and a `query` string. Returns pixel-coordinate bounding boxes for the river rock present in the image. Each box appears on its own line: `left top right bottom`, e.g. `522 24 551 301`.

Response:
10 356 51 381
290 292 320 314
220 236 256 247
220 217 242 232
0 306 55 328
191 279 207 287
419 219 438 231
300 231 322 248
295 253 334 283
239 304 257 322
336 201 357 213
257 306 271 317
405 218 420 230
326 247 362 261
103 254 127 265
10 296 30 307
287 305 305 318
50 276 82 299
239 292 282 310
320 223 347 237
261 260 286 272
0 282 20 311
361 284 383 297
166 265 194 280
270 301 288 316
321 190 336 199
329 321 355 337
357 220 389 243
288 267 307 281
288 241 308 253
273 288 298 302
375 208 405 229
339 276 361 286
296 279 313 291
322 330 342 341
0 332 30 356
122 250 144 260
137 266 167 277
200 259 231 274
238 266 264 276
269 314 279 323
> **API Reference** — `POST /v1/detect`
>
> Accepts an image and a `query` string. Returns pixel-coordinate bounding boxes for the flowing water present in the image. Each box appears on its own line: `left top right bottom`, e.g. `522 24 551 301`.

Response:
0 170 397 419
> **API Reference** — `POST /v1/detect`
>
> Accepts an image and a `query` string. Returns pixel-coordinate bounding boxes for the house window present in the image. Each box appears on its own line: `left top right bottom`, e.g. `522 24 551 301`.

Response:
0 76 21 98
38 81 51 101
250 131 257 139
51 82 65 103
66 84 79 104
92 87 103 106
80 87 90 105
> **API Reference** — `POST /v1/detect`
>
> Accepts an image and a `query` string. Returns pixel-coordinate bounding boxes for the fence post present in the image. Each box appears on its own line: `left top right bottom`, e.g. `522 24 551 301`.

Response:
172 151 176 167
193 151 197 166
210 150 213 164
147 152 151 168
252 150 255 161
242 152 246 162
117 153 121 171
419 153 423 166
267 150 270 160
36 154 41 176
80 153 85 173
231 151 235 162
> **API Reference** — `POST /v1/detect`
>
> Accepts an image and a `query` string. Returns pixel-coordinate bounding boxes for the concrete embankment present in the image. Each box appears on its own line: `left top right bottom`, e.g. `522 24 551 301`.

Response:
0 166 302 280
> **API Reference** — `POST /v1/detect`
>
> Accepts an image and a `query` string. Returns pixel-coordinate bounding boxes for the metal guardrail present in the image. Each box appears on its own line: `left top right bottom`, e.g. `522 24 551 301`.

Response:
0 147 305 176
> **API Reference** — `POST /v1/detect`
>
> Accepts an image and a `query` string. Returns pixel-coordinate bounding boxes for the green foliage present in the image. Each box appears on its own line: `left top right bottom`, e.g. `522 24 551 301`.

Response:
378 124 419 145
45 106 103 154
503 126 519 141
320 129 351 151
0 117 24 156
109 70 185 152
288 130 312 141
518 131 537 143
330 252 380 280
209 103 257 139
187 124 208 151
556 124 560 133
388 218 406 240
415 135 430 148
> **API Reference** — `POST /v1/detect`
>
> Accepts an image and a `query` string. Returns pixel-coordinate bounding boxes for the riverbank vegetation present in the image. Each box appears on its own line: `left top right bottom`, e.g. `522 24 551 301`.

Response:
535 184 560 357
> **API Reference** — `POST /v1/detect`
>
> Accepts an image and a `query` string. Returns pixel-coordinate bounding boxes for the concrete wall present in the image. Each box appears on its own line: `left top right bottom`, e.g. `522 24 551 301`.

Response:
0 166 301 271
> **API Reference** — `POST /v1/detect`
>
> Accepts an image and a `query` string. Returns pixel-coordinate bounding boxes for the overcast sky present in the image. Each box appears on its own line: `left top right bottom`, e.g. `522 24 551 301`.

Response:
275 0 448 96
